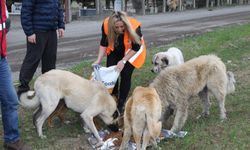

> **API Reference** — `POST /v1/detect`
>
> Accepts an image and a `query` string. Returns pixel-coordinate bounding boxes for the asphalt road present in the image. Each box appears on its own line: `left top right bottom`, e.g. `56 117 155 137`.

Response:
7 5 250 81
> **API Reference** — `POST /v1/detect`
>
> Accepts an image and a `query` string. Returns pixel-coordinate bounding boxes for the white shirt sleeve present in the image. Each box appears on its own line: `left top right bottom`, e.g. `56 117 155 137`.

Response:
5 0 9 18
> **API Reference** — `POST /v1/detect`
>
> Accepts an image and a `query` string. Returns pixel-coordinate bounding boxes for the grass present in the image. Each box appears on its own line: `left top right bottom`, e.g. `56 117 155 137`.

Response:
1 23 250 149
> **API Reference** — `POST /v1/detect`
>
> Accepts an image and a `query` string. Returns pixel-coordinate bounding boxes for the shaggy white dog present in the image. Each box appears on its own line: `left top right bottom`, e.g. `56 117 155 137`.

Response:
150 54 236 132
152 47 184 73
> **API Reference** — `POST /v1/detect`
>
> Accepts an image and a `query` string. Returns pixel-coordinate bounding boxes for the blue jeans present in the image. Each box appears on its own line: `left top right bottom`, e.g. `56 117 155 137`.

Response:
0 57 20 143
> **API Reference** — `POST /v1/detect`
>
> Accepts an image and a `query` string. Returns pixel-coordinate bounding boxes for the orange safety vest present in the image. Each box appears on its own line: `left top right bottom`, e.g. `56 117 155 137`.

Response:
103 17 146 69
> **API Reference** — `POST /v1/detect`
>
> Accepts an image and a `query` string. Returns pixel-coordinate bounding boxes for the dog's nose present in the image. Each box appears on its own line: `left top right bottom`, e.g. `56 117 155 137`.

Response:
151 69 154 73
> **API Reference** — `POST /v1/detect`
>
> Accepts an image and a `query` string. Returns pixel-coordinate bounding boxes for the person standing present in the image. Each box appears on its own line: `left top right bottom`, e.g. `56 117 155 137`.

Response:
0 1 32 149
93 11 146 114
17 0 65 97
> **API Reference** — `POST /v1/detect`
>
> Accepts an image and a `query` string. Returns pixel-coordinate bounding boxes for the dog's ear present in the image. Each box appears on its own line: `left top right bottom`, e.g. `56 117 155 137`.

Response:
152 55 158 64
161 57 169 65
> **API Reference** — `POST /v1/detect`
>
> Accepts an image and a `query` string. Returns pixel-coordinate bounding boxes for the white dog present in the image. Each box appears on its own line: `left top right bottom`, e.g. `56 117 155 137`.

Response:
19 69 119 147
152 47 184 73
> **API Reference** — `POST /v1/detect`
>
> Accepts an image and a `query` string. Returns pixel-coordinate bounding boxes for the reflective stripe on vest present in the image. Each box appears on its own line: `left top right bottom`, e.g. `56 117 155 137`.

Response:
0 22 6 31
103 17 146 68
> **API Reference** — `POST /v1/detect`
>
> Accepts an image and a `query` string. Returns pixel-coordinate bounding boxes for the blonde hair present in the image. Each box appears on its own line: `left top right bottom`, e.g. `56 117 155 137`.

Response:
107 11 141 47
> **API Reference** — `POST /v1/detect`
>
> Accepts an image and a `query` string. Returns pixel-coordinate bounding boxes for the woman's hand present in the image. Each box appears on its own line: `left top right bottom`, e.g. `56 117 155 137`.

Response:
92 60 100 67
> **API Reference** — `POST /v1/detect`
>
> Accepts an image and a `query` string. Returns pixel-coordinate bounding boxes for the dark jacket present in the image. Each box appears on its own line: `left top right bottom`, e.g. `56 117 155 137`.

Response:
21 0 65 36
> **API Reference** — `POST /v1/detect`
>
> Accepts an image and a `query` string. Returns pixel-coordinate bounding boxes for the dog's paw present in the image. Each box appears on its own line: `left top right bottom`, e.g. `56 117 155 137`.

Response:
83 126 91 133
170 128 177 133
196 112 209 120
95 141 104 148
220 116 227 122
196 115 202 120
40 135 47 139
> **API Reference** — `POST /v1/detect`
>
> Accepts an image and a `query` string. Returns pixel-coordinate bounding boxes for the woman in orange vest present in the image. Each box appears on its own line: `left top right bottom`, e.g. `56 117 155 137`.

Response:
93 11 146 114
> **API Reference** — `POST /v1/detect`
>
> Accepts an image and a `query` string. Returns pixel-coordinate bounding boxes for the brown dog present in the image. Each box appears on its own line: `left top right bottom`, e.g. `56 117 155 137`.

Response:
47 100 67 127
120 86 162 150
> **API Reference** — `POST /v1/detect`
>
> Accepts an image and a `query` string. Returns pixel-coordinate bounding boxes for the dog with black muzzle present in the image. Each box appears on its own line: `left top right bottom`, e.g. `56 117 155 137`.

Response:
151 47 184 73
19 69 120 147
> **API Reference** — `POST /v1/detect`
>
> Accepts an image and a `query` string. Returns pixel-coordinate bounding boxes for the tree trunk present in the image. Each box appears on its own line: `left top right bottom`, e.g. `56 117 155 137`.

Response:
131 0 145 15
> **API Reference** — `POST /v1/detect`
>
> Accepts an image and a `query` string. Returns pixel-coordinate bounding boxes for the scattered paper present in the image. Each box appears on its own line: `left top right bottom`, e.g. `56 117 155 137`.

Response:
88 129 187 150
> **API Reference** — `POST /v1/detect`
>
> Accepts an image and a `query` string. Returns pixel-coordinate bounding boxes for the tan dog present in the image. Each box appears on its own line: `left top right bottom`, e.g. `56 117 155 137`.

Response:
152 47 184 73
150 54 236 132
46 94 118 128
19 69 119 147
167 0 179 11
120 86 162 150
46 87 118 128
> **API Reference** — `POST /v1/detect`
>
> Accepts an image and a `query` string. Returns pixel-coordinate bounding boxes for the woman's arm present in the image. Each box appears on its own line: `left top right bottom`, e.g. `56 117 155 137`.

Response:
93 45 107 65
93 24 108 65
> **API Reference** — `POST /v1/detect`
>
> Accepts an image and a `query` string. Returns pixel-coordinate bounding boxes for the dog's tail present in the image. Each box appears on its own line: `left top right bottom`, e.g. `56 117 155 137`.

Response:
226 71 236 94
19 91 40 109
145 113 162 140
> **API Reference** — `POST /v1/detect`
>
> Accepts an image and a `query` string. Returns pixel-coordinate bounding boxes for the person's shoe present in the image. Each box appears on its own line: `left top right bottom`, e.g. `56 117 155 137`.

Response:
117 105 124 116
16 91 22 101
117 99 125 116
17 84 30 101
17 90 30 101
107 123 119 132
4 140 32 150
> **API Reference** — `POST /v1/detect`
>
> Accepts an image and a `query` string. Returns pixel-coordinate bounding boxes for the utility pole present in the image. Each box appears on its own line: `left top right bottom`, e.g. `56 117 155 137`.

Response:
142 0 145 15
96 0 100 14
65 0 71 23
163 0 166 13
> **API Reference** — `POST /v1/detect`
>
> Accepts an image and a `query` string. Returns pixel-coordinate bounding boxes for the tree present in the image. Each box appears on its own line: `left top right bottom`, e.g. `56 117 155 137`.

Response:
131 0 145 15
